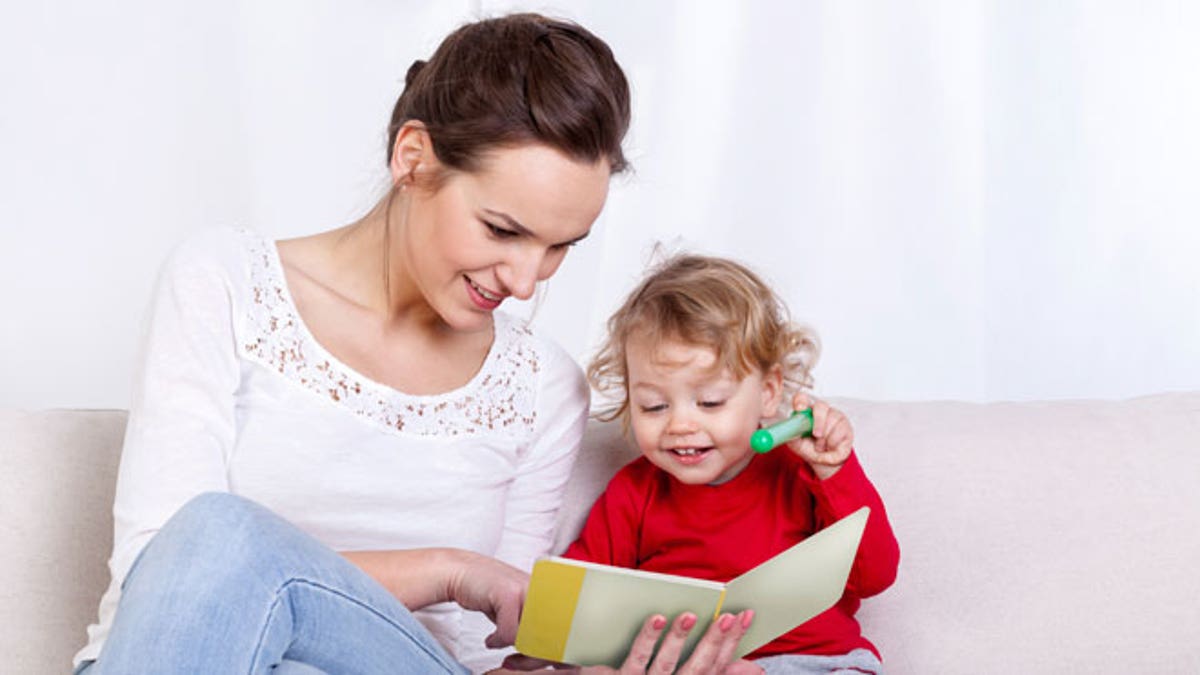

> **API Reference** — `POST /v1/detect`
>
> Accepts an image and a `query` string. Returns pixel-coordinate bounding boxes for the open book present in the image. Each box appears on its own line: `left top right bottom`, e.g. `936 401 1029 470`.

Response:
514 506 870 667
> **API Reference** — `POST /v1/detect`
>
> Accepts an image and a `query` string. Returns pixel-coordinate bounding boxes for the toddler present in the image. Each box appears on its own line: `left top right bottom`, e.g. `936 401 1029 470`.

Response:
565 254 900 674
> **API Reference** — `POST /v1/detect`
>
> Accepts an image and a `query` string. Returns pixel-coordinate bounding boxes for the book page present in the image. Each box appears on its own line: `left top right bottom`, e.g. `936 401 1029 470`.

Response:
721 507 870 657
563 562 726 668
517 557 727 668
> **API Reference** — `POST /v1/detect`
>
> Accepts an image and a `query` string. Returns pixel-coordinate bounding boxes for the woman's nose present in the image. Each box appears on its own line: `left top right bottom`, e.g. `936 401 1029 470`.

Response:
499 249 542 300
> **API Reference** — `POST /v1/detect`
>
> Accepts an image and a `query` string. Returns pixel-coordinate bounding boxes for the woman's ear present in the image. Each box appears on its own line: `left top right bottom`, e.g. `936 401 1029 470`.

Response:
389 120 436 187
760 364 785 418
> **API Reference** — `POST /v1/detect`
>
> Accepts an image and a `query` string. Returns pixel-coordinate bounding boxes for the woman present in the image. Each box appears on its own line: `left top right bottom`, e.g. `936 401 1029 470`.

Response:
74 13 757 675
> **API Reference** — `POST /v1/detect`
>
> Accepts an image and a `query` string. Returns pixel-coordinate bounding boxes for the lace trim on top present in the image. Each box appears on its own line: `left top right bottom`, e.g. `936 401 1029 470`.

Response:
238 229 539 439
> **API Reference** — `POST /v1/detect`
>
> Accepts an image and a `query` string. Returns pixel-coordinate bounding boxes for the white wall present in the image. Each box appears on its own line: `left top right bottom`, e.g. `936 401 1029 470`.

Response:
3 0 1198 409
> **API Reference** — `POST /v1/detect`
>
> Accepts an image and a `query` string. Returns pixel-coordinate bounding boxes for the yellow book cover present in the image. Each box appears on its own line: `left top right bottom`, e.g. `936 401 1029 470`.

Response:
515 506 870 667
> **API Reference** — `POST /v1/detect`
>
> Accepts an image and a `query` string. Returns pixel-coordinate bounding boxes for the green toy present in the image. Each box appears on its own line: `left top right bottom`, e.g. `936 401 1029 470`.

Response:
750 408 814 453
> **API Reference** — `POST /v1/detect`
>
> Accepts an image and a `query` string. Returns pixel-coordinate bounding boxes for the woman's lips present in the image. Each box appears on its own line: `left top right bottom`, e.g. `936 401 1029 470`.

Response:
465 276 503 310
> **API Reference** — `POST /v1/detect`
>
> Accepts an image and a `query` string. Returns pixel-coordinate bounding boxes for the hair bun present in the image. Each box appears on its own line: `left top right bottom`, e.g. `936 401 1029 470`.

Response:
405 59 427 88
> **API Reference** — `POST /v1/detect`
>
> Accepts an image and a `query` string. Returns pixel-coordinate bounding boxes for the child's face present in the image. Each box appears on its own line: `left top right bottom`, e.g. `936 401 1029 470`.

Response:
625 334 783 485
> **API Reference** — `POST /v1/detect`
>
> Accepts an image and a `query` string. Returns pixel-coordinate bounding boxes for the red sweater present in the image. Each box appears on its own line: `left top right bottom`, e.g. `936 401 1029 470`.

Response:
563 449 899 660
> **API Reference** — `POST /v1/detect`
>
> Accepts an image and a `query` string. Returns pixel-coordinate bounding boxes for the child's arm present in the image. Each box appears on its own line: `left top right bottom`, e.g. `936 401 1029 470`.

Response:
807 452 900 598
785 394 900 598
560 462 648 567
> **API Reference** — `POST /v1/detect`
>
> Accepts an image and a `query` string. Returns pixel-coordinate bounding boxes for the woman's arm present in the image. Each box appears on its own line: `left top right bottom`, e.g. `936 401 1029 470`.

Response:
109 233 242 590
493 339 591 570
81 231 245 658
343 547 528 648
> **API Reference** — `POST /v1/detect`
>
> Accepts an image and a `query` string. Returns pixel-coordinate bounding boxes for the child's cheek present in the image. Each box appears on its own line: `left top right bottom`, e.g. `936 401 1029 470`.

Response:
630 418 658 457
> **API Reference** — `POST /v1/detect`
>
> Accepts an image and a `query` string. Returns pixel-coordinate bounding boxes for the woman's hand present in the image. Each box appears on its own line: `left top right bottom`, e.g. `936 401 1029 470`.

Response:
342 548 528 648
443 549 529 648
787 394 853 480
494 611 763 674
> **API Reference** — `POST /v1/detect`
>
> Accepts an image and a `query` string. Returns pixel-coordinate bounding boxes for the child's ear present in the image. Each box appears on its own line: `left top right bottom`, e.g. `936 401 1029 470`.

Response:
760 364 785 417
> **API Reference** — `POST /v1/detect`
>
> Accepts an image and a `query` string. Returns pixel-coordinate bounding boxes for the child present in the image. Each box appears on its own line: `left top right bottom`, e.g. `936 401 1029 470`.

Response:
564 254 900 674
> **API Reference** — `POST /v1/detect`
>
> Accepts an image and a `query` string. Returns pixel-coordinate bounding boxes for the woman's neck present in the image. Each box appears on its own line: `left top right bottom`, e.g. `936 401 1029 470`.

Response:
333 194 444 334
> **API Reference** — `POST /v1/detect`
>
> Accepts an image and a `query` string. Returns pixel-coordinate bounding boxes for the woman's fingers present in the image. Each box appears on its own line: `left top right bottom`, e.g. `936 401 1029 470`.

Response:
500 653 580 673
645 612 695 674
617 614 669 674
674 612 741 674
707 610 753 670
605 610 757 675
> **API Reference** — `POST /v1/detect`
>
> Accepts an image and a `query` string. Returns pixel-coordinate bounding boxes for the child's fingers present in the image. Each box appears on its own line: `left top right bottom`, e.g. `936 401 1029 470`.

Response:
791 392 812 413
826 417 851 452
810 399 832 439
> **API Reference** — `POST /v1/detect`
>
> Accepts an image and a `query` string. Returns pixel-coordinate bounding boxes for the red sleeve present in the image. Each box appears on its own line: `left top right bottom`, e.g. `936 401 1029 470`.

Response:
797 450 900 598
562 463 647 567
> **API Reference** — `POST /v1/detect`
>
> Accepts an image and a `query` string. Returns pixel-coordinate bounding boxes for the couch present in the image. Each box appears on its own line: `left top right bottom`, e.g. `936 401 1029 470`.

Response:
3 392 1198 674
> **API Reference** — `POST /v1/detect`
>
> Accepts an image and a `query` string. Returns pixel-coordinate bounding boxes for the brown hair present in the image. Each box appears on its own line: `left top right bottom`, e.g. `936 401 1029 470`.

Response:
387 13 631 175
588 254 820 422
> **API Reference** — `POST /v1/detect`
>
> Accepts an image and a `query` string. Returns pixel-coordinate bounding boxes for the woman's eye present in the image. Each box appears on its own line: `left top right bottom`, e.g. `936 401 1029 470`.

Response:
699 400 726 409
484 221 518 238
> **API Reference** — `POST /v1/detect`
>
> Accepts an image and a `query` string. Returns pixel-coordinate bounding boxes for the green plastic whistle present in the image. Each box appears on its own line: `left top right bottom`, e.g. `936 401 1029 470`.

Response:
750 408 814 453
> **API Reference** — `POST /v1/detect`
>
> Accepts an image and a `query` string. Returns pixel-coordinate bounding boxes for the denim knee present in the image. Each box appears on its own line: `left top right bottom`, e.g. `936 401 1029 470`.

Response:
123 491 282 593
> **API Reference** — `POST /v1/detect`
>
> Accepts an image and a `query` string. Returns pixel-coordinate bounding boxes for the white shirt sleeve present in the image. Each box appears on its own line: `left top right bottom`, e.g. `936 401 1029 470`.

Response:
79 231 242 663
458 336 589 673
492 337 589 572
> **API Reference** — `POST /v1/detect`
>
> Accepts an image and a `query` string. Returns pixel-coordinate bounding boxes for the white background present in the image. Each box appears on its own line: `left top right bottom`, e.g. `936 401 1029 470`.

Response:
3 0 1198 409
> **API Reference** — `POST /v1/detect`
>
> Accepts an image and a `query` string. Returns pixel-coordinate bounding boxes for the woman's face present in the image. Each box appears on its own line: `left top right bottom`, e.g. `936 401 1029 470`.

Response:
397 142 611 332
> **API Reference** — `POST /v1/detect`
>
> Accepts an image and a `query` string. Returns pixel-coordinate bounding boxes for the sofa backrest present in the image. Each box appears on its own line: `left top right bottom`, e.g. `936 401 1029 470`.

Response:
4 393 1199 673
1 410 125 675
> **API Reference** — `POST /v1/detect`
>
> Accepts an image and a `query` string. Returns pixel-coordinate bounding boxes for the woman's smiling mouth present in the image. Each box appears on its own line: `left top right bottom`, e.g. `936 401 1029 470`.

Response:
465 275 503 309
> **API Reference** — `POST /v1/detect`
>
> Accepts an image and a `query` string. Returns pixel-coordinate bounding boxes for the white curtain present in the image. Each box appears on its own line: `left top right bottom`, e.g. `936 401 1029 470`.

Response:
3 0 1197 407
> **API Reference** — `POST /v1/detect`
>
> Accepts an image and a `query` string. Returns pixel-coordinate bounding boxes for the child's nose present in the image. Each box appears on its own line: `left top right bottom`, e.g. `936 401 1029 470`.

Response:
666 409 698 435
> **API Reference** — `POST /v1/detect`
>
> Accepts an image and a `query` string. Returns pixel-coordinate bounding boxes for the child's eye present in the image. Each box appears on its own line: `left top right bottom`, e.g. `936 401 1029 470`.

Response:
484 221 518 238
639 404 667 414
699 400 726 409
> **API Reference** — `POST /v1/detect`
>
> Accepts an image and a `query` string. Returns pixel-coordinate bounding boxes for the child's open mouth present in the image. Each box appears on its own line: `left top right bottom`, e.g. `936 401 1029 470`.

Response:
668 446 713 465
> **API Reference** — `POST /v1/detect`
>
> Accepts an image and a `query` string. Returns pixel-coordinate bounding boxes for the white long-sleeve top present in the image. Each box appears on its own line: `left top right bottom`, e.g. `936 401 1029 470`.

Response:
75 227 589 673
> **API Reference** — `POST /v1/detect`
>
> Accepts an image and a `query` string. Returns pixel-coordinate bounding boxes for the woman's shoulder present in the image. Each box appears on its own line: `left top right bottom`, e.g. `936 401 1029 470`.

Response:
160 226 262 283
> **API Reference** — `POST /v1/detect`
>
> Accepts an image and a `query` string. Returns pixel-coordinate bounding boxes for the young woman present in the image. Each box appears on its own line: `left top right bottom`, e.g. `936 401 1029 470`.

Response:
74 14 755 675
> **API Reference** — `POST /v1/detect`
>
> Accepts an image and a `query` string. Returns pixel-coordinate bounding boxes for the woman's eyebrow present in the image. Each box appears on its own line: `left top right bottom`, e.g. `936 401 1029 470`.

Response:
483 208 532 235
483 208 591 247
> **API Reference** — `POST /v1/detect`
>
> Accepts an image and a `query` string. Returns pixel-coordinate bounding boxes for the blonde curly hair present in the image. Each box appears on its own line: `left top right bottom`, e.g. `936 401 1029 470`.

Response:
588 253 820 422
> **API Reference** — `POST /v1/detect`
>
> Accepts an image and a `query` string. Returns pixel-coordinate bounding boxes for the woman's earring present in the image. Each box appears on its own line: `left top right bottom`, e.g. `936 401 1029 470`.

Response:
397 168 417 192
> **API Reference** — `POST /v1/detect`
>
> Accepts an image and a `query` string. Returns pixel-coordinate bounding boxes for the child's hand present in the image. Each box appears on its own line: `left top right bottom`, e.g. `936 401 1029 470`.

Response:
787 393 853 480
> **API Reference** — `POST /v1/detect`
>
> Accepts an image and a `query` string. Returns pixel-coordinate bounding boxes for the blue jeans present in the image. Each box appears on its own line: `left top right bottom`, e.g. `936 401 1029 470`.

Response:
78 492 470 675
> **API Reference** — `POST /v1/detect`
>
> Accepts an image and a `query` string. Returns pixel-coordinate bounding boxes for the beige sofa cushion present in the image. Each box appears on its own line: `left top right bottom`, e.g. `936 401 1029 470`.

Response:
556 393 1200 673
1 410 125 675
3 392 1199 673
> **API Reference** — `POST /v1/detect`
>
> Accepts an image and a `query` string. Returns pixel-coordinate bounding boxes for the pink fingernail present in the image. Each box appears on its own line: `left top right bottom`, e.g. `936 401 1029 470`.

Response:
719 614 735 631
741 610 755 629
652 616 666 630
680 614 697 630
